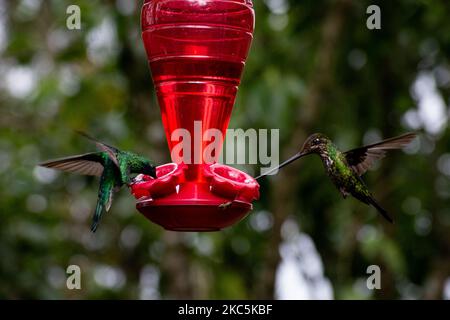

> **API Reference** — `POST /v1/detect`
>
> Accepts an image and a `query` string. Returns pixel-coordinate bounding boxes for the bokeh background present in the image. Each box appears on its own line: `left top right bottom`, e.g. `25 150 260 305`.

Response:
1 0 449 299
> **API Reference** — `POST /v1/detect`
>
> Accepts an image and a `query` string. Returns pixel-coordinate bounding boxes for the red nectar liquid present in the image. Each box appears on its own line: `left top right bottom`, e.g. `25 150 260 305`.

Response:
141 0 255 180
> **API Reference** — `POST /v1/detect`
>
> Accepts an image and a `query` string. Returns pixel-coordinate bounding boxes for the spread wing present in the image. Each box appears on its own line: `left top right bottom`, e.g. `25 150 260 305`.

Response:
75 131 120 168
344 132 417 176
39 152 105 176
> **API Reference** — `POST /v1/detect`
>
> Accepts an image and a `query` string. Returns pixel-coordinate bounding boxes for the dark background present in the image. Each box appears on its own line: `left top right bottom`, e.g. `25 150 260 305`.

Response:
0 0 449 299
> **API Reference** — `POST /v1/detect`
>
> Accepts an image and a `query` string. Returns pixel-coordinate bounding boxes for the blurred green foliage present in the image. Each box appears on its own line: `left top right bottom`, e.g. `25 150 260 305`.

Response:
0 0 449 299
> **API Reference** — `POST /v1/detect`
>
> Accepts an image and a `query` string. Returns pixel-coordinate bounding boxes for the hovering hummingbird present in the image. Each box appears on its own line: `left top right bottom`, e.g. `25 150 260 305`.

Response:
256 132 417 223
39 132 157 232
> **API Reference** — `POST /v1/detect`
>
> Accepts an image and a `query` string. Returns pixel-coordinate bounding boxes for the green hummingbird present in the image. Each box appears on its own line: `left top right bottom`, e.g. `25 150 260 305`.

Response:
39 132 157 232
256 132 417 223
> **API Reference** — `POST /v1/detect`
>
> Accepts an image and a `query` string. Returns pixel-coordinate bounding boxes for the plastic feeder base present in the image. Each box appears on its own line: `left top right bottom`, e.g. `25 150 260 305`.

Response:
136 198 252 231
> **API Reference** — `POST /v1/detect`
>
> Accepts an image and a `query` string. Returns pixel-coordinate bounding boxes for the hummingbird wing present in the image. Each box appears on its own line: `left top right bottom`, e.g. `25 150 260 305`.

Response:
344 132 416 176
75 131 120 168
39 153 105 176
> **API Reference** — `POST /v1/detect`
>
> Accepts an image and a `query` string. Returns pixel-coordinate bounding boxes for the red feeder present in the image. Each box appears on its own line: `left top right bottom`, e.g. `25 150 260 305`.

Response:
131 0 259 231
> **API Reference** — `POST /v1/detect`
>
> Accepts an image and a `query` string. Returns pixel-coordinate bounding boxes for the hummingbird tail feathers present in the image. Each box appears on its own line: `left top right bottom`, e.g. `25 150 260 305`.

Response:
91 184 115 232
105 191 114 212
91 199 103 233
368 196 393 224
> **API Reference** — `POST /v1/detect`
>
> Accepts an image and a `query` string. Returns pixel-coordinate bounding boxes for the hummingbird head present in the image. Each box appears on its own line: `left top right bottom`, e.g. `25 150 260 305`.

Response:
299 133 331 156
142 163 157 179
254 133 331 180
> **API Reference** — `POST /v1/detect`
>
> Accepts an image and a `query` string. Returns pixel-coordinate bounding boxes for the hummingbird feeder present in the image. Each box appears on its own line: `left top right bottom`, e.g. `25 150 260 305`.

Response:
130 0 260 231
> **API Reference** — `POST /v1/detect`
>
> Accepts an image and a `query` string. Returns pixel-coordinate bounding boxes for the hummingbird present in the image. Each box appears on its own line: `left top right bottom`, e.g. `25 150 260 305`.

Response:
255 132 417 223
39 132 157 232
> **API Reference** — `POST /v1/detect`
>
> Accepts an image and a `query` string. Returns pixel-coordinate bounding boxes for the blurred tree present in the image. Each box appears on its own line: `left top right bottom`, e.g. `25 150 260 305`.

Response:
0 0 449 299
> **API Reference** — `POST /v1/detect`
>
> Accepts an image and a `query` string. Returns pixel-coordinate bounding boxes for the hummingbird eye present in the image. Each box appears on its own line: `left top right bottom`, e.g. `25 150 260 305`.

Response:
312 138 321 145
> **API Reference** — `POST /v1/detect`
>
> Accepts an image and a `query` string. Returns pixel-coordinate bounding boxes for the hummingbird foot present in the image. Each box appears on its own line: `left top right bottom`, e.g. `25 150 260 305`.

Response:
219 201 233 210
339 188 349 199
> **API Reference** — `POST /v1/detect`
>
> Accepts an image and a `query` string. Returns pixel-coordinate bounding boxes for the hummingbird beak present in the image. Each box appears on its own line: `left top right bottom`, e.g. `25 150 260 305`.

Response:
255 150 310 180
149 166 157 179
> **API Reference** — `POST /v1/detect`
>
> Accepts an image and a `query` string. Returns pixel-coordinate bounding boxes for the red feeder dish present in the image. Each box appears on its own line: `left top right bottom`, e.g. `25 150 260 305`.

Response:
131 0 259 231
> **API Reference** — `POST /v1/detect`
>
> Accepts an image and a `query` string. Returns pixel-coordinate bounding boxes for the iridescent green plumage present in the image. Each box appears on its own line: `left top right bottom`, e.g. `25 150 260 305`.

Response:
257 132 417 223
320 139 391 221
39 133 156 232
